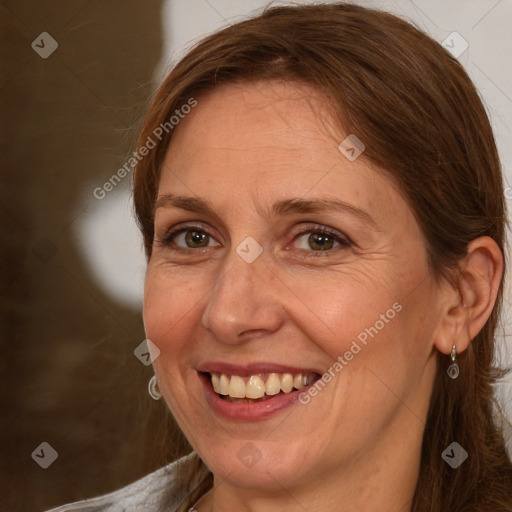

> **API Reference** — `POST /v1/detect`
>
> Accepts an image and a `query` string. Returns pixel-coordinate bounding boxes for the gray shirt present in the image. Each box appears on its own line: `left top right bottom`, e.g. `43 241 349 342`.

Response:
43 452 209 512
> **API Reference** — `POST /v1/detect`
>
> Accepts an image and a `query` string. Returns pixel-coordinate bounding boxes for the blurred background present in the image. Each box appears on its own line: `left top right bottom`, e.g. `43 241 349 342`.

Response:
1 1 511 511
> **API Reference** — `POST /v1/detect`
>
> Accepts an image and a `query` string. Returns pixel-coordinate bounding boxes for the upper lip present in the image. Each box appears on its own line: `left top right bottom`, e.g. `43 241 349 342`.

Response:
197 362 322 376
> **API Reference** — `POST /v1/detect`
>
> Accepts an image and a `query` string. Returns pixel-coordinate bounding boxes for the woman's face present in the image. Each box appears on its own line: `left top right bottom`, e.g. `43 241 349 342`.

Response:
144 80 443 496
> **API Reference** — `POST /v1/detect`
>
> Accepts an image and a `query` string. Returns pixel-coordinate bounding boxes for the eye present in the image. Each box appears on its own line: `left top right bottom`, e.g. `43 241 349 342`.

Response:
157 226 220 249
155 223 350 254
292 226 351 252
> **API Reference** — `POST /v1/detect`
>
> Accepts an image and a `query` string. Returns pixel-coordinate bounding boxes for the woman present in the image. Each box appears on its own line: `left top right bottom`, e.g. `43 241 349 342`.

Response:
47 2 512 511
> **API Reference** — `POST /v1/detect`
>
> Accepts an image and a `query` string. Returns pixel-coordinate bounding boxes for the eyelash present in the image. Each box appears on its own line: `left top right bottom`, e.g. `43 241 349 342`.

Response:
155 223 352 255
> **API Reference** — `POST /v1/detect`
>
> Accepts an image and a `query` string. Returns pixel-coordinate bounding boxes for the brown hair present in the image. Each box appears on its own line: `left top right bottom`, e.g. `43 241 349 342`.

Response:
133 3 512 511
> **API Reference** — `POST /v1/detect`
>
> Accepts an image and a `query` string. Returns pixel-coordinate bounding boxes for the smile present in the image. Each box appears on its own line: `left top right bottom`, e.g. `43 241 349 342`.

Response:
196 362 323 419
210 372 320 402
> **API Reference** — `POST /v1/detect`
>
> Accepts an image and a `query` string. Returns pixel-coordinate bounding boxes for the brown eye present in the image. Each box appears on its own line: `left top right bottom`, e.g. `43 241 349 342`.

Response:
307 232 336 251
293 227 351 252
161 228 220 249
184 230 210 248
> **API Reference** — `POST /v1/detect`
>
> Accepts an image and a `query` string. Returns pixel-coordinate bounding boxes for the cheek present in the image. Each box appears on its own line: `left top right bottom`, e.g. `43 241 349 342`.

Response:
284 267 401 359
143 266 202 344
143 270 204 425
286 265 426 410
142 266 211 410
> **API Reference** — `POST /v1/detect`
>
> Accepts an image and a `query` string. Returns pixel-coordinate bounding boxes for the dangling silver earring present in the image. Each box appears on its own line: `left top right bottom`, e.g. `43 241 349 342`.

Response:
447 344 459 379
148 375 161 400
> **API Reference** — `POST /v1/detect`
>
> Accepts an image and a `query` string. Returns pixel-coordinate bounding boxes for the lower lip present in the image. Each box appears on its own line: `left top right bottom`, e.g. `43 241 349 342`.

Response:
199 372 308 421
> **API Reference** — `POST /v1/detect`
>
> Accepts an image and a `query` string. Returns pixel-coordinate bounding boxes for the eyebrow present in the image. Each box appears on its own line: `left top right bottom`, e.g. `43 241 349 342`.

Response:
154 194 377 228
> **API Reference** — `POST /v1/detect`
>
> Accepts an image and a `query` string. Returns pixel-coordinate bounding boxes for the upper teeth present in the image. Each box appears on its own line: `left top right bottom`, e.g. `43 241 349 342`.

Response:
210 372 316 399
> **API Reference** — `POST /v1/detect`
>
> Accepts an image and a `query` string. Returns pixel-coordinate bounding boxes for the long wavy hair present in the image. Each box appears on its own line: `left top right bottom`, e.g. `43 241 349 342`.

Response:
132 3 512 510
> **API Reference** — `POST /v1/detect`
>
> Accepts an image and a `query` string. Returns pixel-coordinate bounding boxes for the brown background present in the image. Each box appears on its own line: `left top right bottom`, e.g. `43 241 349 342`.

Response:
0 1 176 510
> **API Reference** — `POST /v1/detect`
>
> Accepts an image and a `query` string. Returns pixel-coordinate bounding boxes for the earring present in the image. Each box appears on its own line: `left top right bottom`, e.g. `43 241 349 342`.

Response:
447 344 459 379
148 375 161 400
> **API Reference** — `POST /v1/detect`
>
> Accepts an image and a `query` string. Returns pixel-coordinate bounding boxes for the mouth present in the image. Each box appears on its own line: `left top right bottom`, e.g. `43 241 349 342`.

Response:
201 371 322 403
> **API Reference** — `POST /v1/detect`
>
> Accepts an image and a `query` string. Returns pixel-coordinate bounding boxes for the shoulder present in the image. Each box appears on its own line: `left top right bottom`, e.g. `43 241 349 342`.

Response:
43 452 202 512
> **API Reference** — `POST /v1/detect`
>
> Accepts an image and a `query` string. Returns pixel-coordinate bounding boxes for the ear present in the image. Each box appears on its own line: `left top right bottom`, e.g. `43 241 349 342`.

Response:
433 236 504 356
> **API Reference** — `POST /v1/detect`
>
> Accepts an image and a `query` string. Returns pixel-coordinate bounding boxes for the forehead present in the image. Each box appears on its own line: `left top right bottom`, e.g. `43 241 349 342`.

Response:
166 80 340 162
157 80 404 222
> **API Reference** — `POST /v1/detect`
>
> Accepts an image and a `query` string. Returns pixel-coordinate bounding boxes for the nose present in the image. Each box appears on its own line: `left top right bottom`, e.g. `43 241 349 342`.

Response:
201 246 284 344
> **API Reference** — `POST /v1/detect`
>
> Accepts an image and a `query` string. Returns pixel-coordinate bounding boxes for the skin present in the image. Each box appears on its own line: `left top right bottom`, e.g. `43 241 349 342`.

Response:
143 80 503 512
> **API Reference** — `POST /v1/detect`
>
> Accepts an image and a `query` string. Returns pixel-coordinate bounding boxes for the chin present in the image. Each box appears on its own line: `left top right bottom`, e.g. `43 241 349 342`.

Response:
198 440 313 491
